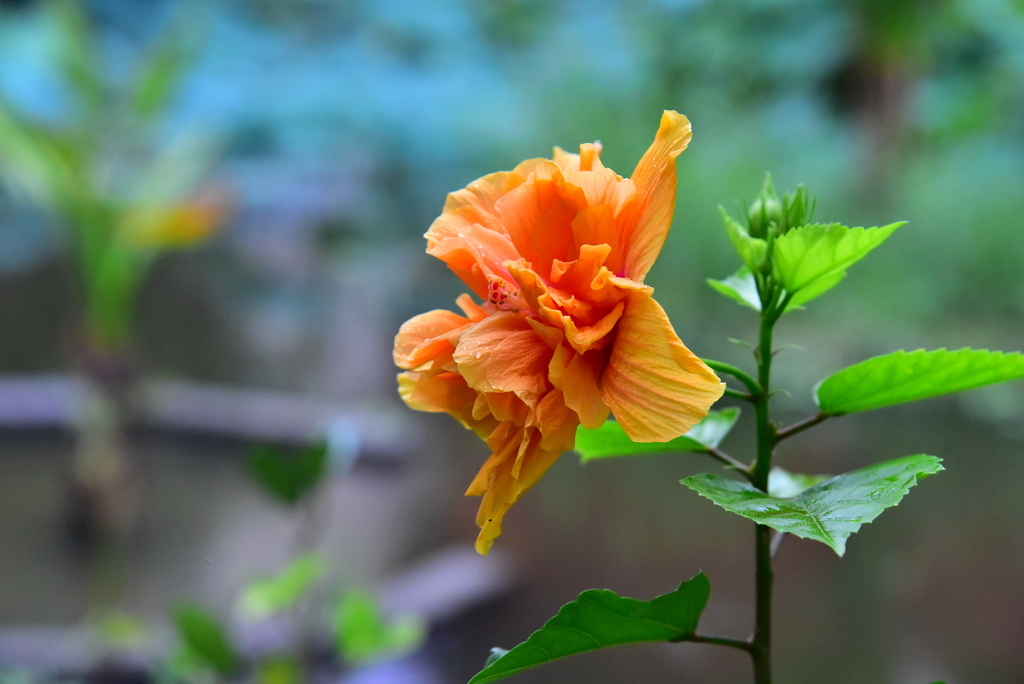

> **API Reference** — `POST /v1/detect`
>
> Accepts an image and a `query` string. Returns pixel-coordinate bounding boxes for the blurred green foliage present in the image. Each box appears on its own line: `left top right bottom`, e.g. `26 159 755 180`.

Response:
334 589 426 667
249 442 328 507
1 0 1021 363
0 0 221 350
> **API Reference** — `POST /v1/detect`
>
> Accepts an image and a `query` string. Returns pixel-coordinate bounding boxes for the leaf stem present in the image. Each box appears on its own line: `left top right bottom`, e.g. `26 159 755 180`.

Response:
723 387 754 402
688 633 754 653
704 446 752 477
776 412 828 441
702 358 762 396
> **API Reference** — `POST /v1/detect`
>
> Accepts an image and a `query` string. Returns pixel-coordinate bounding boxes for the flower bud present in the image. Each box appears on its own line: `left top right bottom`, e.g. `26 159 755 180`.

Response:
746 174 783 238
783 185 809 229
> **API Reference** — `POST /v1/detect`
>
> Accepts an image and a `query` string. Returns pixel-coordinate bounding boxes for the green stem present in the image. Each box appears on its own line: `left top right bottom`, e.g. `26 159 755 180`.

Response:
750 291 784 684
723 387 754 402
753 523 774 684
776 412 829 441
702 358 762 396
704 446 752 477
688 633 754 653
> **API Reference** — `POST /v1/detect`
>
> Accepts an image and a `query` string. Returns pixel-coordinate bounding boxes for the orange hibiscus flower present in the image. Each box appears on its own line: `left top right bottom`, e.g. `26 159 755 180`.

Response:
395 111 725 554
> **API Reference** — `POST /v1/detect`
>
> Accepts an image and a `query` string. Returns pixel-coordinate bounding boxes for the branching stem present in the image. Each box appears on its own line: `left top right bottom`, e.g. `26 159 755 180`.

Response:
702 358 762 396
776 412 829 440
723 387 754 402
704 446 752 477
688 633 754 653
747 288 790 684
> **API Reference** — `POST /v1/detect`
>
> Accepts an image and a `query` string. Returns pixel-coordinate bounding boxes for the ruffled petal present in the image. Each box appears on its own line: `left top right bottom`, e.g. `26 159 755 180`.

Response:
398 371 476 419
619 111 693 280
552 142 604 172
470 424 563 555
430 167 535 239
495 162 586 272
453 313 553 401
601 291 724 441
549 344 610 428
426 223 521 298
393 309 470 369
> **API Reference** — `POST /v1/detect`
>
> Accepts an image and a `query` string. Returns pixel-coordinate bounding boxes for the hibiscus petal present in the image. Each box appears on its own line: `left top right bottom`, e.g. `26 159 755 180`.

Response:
621 111 693 280
453 313 553 400
426 223 520 298
397 371 485 432
550 345 610 428
552 301 624 355
466 422 521 497
496 162 586 271
393 309 470 369
552 142 605 172
569 205 622 272
601 291 724 441
533 388 585 453
472 426 562 555
434 168 531 236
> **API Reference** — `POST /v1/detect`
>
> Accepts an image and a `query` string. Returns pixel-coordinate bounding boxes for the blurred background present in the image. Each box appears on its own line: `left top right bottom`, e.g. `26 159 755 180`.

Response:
0 0 1023 682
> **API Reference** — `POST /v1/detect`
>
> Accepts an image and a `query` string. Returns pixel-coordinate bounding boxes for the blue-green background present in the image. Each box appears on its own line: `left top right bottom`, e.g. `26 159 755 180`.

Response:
1 1 1023 682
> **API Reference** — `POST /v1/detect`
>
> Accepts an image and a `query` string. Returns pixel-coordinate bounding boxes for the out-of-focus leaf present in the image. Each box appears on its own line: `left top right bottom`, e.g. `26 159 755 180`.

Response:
133 33 192 118
0 100 88 217
94 612 149 648
50 0 104 116
246 555 323 613
249 442 328 506
707 267 761 312
683 455 943 556
816 348 1024 415
767 467 829 499
256 657 302 684
575 409 740 462
241 554 324 619
468 574 710 684
773 221 903 295
334 590 425 666
173 604 239 676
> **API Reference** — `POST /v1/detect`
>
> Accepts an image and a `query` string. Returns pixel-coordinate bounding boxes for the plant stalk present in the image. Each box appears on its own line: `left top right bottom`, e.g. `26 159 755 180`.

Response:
750 292 782 684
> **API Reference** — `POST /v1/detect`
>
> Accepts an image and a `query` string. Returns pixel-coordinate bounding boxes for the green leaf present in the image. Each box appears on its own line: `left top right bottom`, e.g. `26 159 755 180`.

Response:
256 657 302 684
468 573 710 684
94 612 149 649
683 455 943 556
241 554 324 618
773 221 903 295
173 604 239 675
249 442 328 506
51 0 104 116
575 409 740 462
816 348 1024 415
707 267 761 312
133 32 192 119
335 590 425 666
722 207 767 272
783 271 846 311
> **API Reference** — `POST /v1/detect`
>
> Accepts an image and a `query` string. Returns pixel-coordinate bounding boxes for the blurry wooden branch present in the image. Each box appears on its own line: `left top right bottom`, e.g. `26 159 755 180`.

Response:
0 374 407 461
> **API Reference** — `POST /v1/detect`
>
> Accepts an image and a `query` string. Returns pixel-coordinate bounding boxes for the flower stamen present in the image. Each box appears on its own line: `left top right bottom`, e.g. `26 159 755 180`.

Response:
487 278 521 312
